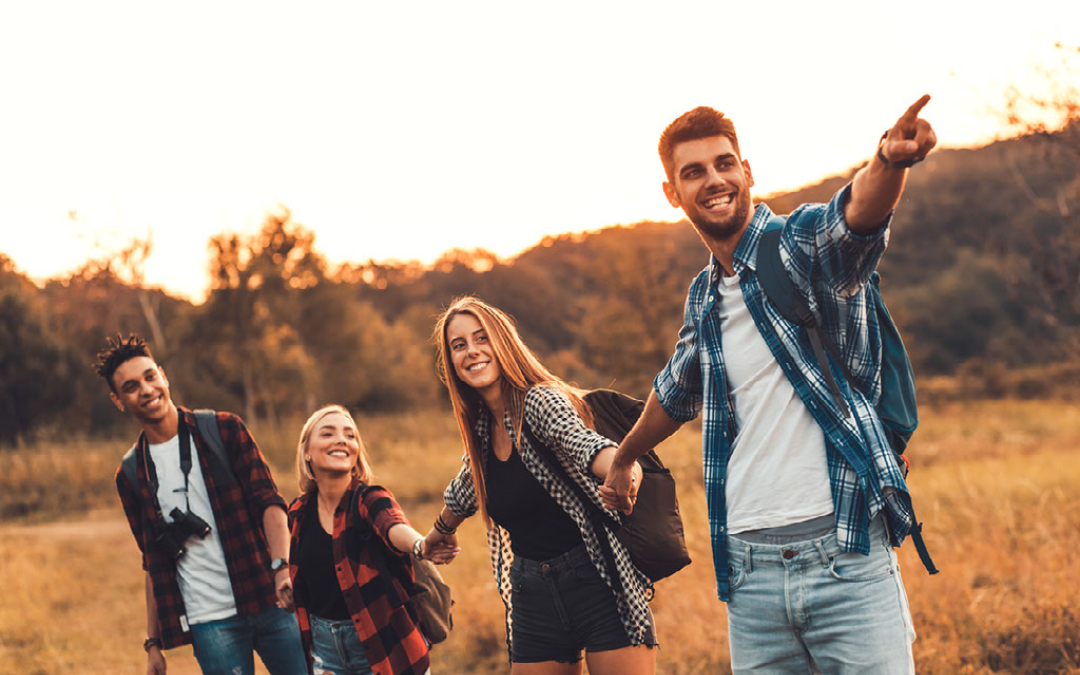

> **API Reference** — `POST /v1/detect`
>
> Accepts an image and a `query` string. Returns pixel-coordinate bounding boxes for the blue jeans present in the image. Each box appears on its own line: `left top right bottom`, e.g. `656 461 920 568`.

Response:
309 614 374 675
725 517 916 674
189 606 307 675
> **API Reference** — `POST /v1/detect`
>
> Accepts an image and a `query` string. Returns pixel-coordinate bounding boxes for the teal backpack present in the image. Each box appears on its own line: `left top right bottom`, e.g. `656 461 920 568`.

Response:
757 215 937 575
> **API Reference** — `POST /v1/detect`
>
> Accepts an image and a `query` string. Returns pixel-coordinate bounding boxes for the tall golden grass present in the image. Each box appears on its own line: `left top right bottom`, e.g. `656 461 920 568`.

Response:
1 399 1078 674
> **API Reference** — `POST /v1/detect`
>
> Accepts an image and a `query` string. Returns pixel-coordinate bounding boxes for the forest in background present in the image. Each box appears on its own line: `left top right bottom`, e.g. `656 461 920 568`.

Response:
1 120 1078 446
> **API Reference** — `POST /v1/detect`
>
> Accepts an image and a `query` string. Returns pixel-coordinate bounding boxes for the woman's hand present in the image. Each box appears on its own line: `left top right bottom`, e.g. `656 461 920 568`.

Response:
421 529 461 565
599 459 641 515
274 568 295 613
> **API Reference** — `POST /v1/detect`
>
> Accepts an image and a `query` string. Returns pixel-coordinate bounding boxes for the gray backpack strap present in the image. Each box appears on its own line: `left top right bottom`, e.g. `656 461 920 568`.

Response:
192 409 237 489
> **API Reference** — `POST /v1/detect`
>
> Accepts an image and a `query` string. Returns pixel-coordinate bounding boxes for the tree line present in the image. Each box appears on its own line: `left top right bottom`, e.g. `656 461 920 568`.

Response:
1 123 1077 446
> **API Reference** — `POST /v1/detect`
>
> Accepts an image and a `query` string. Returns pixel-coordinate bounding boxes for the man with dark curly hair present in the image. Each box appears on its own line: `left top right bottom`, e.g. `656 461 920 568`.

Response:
95 334 305 675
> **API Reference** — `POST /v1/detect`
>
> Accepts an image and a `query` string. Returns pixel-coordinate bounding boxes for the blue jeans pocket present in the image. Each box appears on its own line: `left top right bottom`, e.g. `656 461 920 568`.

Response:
727 564 748 591
827 548 894 582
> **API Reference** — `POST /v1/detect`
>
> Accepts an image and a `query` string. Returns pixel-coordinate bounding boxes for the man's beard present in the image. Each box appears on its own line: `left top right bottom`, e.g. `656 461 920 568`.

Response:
691 190 752 241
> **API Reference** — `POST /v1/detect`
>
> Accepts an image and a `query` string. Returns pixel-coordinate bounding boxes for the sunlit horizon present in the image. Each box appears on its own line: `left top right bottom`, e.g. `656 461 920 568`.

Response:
2 1 1076 302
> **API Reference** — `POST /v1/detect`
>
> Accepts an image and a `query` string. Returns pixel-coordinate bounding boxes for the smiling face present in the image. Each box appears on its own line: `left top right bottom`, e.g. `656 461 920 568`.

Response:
446 312 504 396
305 412 361 479
663 135 755 243
109 355 175 426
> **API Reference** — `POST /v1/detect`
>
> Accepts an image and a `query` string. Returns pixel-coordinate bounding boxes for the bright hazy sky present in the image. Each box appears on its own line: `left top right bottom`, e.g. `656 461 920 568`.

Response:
2 1 1076 301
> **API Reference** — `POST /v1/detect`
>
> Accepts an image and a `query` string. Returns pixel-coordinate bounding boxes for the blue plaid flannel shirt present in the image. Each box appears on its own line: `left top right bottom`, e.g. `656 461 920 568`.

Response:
655 184 914 601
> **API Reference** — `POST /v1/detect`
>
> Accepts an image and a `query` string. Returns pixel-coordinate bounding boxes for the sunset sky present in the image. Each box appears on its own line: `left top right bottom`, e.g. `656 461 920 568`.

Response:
2 1 1076 301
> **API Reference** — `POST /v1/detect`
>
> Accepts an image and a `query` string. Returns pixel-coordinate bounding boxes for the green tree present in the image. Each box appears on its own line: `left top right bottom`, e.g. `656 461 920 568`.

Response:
198 208 325 426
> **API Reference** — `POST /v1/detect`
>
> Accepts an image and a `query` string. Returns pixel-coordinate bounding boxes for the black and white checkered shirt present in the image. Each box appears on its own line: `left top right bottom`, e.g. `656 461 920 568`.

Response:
443 385 654 655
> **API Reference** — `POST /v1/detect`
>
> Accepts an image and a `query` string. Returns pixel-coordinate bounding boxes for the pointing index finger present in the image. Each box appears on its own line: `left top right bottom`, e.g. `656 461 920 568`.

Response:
900 94 931 122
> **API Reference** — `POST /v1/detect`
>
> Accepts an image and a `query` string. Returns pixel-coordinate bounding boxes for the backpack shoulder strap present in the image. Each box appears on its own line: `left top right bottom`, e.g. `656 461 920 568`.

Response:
755 216 852 418
120 444 139 493
756 215 815 327
192 409 238 489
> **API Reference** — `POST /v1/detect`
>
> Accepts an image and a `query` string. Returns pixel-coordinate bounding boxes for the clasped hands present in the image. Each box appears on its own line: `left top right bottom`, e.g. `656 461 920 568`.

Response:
599 457 642 515
419 531 462 565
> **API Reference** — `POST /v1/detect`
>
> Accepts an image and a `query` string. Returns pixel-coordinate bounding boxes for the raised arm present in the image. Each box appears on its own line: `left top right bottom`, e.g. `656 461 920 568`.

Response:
846 94 937 233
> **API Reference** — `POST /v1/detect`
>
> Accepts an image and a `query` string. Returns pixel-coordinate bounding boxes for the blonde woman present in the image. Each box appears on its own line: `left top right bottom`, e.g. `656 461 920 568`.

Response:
288 405 456 675
422 297 656 675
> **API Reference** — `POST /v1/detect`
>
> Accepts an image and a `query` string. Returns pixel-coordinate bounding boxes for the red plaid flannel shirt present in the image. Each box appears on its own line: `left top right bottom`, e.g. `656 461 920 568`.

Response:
116 408 288 649
288 480 430 675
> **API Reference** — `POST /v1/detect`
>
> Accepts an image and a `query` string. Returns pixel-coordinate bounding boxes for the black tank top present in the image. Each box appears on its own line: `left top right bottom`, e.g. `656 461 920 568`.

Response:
485 441 582 561
296 502 351 620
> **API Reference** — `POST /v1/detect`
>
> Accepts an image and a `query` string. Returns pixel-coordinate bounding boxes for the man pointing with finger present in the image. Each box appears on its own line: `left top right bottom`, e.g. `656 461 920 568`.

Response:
601 97 937 673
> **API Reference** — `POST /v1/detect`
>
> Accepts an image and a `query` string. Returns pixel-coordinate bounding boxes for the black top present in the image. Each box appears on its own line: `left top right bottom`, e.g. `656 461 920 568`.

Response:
485 440 582 561
296 502 351 621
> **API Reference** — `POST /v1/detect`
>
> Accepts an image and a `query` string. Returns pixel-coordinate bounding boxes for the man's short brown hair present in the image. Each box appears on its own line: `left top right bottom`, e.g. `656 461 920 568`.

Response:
659 106 740 182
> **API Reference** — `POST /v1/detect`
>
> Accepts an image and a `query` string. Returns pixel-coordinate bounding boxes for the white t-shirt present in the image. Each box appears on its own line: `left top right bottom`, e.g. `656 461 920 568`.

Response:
717 272 835 534
149 434 237 625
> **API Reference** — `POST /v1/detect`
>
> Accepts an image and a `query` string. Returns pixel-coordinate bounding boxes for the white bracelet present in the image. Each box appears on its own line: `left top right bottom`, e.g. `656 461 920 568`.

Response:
412 537 424 560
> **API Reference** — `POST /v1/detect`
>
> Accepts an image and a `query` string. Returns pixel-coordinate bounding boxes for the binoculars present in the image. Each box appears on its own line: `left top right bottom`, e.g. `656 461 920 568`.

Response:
154 507 212 560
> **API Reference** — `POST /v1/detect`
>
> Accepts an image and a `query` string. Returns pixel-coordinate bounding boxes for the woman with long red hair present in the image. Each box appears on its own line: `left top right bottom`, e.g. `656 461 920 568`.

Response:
422 296 656 675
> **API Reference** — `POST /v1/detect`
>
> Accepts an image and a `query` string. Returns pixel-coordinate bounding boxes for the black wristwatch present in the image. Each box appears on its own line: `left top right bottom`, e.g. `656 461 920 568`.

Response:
143 637 163 652
269 557 289 573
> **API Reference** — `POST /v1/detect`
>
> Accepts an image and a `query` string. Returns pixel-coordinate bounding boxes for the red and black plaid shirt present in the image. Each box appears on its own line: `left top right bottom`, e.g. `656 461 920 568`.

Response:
288 480 430 675
116 408 288 649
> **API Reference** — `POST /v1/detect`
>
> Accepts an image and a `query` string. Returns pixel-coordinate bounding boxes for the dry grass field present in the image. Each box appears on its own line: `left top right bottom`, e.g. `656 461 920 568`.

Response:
1 399 1078 674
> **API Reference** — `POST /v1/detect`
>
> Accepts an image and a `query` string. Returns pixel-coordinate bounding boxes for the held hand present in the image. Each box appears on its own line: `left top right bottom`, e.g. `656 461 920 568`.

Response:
147 647 167 675
274 569 295 613
600 458 640 515
421 529 461 565
880 94 937 166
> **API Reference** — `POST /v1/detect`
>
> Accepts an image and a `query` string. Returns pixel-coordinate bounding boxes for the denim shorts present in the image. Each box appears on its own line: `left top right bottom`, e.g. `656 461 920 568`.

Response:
725 516 916 674
309 614 373 675
509 544 657 664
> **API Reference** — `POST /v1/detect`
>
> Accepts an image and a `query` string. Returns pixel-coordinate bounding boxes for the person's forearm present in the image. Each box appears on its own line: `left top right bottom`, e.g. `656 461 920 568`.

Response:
262 505 290 561
388 523 424 555
613 390 684 468
435 506 466 531
846 95 936 232
846 153 907 233
145 571 159 639
589 446 620 479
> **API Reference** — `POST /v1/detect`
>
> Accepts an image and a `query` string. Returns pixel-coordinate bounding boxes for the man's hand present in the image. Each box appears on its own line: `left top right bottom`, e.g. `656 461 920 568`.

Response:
599 458 641 515
274 568 294 613
147 646 167 675
880 94 937 166
421 529 461 565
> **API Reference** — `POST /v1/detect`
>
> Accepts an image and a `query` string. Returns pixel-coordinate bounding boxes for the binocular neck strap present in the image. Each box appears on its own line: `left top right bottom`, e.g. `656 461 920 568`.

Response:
143 422 195 515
